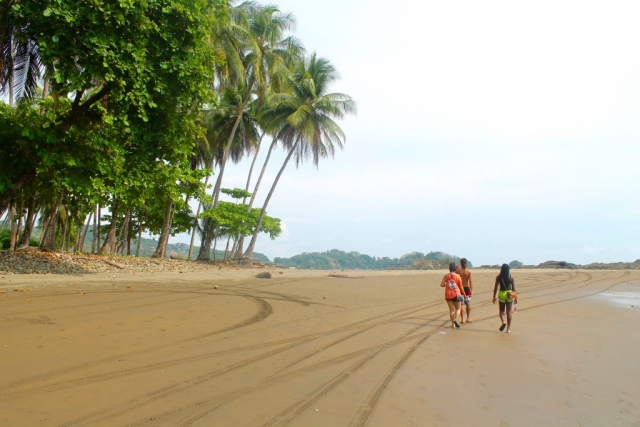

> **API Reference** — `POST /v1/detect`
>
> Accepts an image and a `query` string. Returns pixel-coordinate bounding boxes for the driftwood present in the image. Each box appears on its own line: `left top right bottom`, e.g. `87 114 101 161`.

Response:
328 274 364 279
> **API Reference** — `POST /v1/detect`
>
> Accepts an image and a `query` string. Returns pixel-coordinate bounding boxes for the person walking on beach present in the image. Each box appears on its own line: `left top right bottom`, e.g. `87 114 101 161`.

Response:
492 263 517 333
441 262 465 329
459 258 473 323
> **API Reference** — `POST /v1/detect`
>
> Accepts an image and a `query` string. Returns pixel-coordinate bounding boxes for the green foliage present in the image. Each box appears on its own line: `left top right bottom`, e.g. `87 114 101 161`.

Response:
509 260 524 268
200 188 281 240
0 228 10 249
274 250 469 270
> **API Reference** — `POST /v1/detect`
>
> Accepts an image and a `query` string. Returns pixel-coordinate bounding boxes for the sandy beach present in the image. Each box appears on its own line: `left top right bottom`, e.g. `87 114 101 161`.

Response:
0 268 638 426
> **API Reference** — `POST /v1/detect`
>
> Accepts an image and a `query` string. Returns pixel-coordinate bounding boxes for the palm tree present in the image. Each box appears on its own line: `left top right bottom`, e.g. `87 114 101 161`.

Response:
195 88 260 260
242 53 356 262
0 0 43 104
208 2 303 210
196 3 303 260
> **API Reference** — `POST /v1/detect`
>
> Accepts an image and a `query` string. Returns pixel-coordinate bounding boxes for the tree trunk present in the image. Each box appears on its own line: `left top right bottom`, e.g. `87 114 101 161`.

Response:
116 209 130 255
61 208 70 252
94 203 101 253
126 218 132 256
74 224 82 252
79 211 93 252
188 174 210 260
15 198 23 248
210 79 254 210
1 171 34 218
40 197 62 251
151 199 173 258
8 204 17 253
92 204 99 253
235 137 279 258
197 226 212 260
136 218 142 257
99 201 119 254
18 193 37 248
243 140 298 263
223 235 231 260
230 238 239 259
199 87 253 259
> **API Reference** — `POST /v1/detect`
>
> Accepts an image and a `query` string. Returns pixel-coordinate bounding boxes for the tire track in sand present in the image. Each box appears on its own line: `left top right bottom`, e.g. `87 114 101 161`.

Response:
0 293 273 396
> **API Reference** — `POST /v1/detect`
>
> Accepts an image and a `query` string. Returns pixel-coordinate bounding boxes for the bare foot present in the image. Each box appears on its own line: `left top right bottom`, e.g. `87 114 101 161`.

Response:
466 318 473 323
506 330 511 334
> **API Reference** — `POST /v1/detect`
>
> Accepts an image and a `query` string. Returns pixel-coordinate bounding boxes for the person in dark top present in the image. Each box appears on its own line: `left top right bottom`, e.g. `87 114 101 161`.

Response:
492 263 517 333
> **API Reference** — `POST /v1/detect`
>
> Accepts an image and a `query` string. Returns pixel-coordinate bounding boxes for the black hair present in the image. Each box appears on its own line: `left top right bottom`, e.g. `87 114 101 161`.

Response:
460 258 468 268
499 263 510 288
449 262 456 272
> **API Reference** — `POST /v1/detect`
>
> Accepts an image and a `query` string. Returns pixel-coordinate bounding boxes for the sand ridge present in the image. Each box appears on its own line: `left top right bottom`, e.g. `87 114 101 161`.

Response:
0 269 638 426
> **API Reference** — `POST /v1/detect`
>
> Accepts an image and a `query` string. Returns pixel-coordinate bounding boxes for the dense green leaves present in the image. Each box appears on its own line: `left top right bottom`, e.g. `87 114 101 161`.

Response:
1 1 354 260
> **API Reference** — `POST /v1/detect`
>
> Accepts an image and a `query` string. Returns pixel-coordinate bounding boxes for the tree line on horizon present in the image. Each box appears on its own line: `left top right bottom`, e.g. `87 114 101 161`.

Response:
274 250 471 270
0 0 355 262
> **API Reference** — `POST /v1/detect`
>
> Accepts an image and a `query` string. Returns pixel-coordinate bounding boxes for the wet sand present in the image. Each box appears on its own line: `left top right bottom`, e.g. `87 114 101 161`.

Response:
0 269 638 426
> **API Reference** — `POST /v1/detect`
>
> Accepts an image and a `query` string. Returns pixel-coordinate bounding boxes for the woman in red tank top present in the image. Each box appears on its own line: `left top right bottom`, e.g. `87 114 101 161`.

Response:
440 262 464 329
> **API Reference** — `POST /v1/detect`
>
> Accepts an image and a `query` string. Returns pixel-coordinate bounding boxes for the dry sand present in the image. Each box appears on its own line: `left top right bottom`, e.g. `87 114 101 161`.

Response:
0 268 638 426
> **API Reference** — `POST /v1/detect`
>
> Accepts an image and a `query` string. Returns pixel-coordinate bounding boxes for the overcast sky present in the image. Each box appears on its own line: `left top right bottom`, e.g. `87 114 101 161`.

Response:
174 0 640 266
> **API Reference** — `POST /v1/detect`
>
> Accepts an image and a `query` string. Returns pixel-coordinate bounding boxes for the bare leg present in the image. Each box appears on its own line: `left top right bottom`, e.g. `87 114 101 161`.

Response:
446 300 456 328
498 301 506 331
505 301 513 333
466 304 472 322
453 301 461 328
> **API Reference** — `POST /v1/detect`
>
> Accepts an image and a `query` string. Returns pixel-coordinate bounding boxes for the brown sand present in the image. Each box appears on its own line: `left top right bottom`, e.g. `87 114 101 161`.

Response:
0 269 638 426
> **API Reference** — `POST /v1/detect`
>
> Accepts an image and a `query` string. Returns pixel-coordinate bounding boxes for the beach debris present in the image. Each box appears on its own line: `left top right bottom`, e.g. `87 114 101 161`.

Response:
214 285 219 289
328 274 364 279
252 262 265 268
0 248 243 275
279 271 283 274
255 272 272 279
79 292 86 295
0 290 4 294
323 296 327 299
314 408 319 412
26 298 32 303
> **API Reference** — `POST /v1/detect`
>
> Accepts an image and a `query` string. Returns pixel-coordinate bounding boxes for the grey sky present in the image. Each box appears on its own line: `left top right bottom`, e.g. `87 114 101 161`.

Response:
173 0 640 265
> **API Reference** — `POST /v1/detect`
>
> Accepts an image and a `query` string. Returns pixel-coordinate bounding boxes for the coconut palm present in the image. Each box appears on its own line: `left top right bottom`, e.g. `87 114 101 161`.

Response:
0 0 43 104
195 88 261 260
242 53 356 262
208 2 304 210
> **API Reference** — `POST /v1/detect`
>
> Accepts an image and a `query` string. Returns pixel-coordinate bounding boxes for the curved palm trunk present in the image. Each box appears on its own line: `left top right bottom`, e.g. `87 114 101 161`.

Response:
116 210 131 255
243 132 266 204
188 174 210 260
18 193 37 248
95 204 102 253
92 204 99 254
8 204 17 253
79 211 93 252
40 197 62 251
243 140 298 263
152 199 173 258
234 137 278 258
199 77 255 260
99 200 120 254
136 216 143 257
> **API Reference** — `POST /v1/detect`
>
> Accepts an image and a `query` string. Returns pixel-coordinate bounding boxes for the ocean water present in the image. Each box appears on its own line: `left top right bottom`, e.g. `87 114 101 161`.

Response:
596 291 640 308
